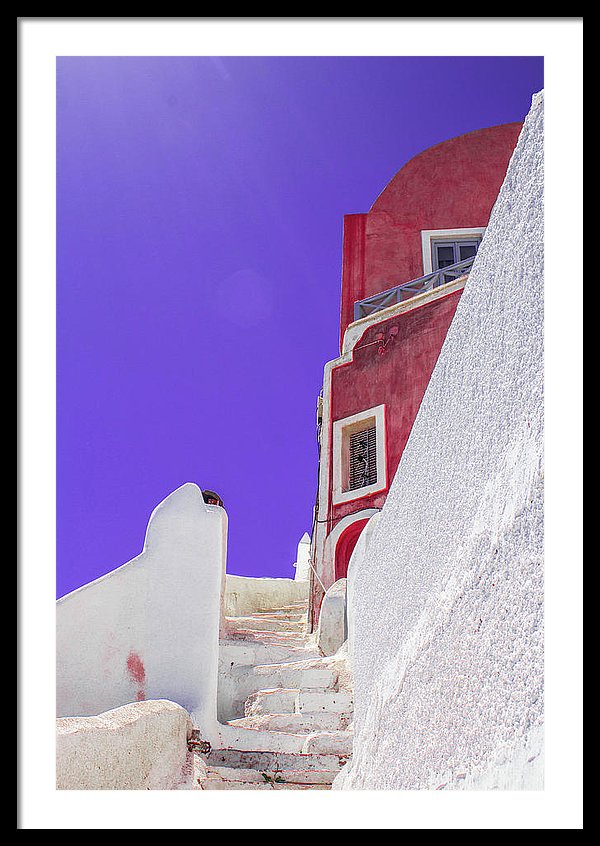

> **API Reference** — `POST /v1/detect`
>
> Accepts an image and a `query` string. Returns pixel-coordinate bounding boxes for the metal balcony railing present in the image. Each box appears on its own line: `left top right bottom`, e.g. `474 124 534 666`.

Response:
353 256 475 321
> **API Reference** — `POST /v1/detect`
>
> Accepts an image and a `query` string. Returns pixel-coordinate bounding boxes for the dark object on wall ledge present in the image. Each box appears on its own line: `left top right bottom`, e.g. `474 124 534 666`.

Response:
202 490 224 508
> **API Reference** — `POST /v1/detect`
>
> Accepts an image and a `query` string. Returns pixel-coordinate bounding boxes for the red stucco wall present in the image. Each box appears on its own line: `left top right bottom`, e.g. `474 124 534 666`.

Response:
310 288 465 627
339 123 522 346
330 288 463 530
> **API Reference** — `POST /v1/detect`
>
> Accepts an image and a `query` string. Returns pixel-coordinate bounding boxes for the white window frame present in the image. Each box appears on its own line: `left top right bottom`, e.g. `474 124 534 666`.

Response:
420 227 486 275
332 404 387 505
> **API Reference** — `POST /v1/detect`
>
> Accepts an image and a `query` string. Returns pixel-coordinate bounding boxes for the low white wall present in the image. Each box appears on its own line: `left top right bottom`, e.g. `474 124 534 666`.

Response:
56 483 227 745
56 700 194 790
223 574 308 617
316 578 347 656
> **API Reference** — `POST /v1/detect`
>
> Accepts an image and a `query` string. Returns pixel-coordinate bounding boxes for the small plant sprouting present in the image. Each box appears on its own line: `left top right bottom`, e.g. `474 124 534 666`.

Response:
261 770 286 788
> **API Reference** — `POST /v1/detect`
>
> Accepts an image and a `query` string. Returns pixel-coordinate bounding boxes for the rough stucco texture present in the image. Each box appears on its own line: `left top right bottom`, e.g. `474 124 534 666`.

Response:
56 700 194 790
336 92 544 790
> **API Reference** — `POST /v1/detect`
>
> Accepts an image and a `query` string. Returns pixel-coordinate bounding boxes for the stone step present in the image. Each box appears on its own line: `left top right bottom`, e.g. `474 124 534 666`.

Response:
225 616 306 634
233 604 307 620
250 608 307 618
249 662 338 692
207 765 337 786
297 690 354 714
227 711 351 734
224 628 308 646
205 748 349 775
219 658 334 723
249 606 307 617
301 730 354 756
244 687 301 716
244 687 353 717
220 640 321 668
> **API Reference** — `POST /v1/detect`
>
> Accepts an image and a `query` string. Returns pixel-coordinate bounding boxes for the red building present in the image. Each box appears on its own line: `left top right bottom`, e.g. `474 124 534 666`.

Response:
309 122 522 629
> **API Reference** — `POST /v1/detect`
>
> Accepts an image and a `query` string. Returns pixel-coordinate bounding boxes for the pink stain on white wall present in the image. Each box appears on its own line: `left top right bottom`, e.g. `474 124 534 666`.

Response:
126 651 146 701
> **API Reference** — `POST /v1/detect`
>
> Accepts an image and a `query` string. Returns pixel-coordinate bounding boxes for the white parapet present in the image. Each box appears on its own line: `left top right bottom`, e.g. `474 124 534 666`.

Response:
56 699 194 790
293 532 312 581
56 482 227 746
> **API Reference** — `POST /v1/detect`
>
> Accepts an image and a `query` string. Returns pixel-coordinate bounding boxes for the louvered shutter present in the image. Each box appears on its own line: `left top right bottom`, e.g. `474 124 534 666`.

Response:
349 426 377 490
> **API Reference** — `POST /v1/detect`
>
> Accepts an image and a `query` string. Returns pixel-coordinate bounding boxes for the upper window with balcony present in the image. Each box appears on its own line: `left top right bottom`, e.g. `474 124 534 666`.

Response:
431 238 481 270
421 227 486 275
352 227 486 322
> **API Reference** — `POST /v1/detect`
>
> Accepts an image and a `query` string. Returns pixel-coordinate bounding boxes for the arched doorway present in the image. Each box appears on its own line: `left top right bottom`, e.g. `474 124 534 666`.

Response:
334 518 369 581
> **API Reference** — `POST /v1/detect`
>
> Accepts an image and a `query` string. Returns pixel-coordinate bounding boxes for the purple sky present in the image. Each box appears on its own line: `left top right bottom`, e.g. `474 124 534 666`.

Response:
57 56 543 597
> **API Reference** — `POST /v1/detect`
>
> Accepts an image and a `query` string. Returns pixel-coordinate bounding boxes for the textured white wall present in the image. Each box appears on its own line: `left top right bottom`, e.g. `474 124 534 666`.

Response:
56 483 227 745
56 700 194 790
345 513 381 660
337 92 544 790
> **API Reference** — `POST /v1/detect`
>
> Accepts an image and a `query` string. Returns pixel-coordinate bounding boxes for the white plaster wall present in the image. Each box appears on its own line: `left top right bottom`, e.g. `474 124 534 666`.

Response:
56 700 194 790
223 574 308 617
316 578 347 656
293 532 311 581
336 92 544 790
56 483 227 745
345 512 381 661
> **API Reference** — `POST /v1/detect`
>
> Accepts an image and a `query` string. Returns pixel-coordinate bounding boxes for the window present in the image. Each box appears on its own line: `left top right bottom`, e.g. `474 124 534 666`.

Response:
431 238 481 270
420 228 486 275
332 405 387 505
349 426 377 490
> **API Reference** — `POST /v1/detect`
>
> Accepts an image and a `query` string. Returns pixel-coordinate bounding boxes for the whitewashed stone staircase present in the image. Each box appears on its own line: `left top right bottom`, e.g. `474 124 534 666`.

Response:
196 599 353 790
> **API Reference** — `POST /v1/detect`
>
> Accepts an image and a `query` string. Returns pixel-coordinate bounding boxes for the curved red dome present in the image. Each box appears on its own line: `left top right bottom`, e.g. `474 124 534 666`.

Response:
340 123 522 344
